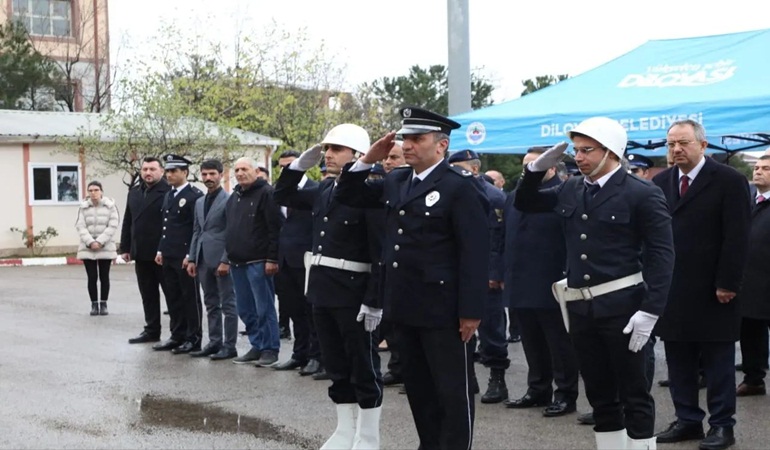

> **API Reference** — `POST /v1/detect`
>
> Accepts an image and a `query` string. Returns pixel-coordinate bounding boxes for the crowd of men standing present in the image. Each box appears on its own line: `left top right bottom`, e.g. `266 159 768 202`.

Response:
114 107 768 450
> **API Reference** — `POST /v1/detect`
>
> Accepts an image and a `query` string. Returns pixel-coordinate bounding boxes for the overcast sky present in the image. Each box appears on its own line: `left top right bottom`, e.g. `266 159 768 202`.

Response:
108 0 770 104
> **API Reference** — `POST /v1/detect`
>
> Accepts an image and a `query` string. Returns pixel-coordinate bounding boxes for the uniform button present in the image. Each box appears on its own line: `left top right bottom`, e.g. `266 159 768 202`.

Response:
162 235 166 238
344 220 348 225
439 281 444 285
581 214 588 220
611 215 616 220
399 210 405 216
163 226 166 230
397 229 403 235
317 245 322 251
323 217 329 222
386 200 390 205
164 218 168 221
580 234 587 240
394 245 400 251
583 274 591 281
425 212 430 216
392 262 398 268
580 254 588 261
320 231 325 237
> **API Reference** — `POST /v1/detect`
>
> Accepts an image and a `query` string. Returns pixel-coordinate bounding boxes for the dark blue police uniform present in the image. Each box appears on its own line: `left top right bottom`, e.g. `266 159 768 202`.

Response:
336 107 489 450
155 155 203 353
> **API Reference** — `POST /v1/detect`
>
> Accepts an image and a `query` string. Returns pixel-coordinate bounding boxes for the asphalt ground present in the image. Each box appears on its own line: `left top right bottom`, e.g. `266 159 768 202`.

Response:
1 265 768 449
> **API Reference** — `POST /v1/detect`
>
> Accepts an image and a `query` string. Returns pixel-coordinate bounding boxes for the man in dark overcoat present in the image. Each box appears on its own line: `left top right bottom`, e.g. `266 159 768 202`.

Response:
653 120 751 450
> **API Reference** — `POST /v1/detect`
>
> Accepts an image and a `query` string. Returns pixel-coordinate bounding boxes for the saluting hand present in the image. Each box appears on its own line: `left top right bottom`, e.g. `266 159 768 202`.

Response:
360 132 397 165
529 142 568 172
459 318 481 343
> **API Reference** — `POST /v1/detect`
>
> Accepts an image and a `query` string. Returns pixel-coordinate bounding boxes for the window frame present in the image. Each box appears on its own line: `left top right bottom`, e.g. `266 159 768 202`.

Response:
11 0 74 38
28 162 83 206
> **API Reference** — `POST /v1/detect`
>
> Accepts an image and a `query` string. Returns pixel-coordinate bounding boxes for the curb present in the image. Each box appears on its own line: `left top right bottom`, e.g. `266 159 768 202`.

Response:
0 257 130 267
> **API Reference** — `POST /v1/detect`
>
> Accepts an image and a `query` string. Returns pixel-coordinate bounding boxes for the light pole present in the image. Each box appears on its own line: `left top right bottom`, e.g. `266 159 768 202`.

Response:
447 0 471 116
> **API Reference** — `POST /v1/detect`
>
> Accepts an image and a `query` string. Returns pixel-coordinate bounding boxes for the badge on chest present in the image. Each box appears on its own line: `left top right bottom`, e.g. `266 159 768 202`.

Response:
426 191 440 207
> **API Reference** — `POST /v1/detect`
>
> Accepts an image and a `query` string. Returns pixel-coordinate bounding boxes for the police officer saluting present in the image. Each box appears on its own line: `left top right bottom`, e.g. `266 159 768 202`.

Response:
153 154 204 354
336 107 489 450
514 117 674 449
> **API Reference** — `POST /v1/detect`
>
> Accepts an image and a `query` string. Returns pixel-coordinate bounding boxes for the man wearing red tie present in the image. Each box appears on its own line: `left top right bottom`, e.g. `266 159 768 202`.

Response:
653 120 751 450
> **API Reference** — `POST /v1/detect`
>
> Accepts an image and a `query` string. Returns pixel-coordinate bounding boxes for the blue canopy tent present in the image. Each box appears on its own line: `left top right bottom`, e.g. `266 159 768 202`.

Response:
450 28 770 156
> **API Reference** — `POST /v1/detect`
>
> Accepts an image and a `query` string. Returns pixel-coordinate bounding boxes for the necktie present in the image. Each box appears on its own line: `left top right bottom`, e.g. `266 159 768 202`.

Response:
165 189 177 209
758 195 766 205
680 176 689 197
584 182 600 206
408 176 421 194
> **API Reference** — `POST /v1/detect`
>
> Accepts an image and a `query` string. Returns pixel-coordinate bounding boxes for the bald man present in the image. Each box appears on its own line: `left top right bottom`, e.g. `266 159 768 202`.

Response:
485 170 505 190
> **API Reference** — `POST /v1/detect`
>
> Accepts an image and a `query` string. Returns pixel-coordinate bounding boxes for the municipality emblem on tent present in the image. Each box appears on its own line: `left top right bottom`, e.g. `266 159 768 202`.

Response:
466 122 486 146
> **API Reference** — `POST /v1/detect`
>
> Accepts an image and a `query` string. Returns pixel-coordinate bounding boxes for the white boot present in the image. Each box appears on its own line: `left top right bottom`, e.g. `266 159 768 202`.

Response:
595 429 627 450
321 403 357 450
352 406 381 450
626 436 656 450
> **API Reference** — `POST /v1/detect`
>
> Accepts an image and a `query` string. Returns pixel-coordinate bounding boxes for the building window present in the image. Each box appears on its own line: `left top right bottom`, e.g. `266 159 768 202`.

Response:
29 164 81 204
12 0 72 37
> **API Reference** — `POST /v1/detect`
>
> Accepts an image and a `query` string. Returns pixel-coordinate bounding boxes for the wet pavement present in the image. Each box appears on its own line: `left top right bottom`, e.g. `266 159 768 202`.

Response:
1 265 769 449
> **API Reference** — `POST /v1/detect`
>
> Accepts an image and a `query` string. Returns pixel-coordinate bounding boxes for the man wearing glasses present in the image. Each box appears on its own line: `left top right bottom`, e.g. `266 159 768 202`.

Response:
653 120 751 450
514 117 674 450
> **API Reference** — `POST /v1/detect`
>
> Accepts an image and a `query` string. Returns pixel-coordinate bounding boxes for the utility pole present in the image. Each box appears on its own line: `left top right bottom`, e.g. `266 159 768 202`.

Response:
447 0 471 116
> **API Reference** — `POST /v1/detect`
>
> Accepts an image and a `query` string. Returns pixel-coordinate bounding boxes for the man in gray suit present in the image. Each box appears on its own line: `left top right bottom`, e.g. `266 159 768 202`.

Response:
186 159 239 360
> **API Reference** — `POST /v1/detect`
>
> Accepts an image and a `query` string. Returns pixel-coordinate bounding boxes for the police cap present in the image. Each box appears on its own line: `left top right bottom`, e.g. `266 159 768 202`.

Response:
626 153 654 169
396 106 461 136
447 149 480 164
164 154 192 169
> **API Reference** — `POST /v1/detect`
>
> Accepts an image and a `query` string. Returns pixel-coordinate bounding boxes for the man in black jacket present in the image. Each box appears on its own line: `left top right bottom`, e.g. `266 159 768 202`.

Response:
120 157 171 344
225 157 284 368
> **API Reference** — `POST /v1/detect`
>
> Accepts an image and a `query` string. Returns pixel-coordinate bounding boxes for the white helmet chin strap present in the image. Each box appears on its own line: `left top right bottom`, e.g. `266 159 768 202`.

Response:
587 149 611 179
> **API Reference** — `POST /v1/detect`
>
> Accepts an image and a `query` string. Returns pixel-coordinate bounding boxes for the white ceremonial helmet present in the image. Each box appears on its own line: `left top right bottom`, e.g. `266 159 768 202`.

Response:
567 117 627 159
321 124 371 155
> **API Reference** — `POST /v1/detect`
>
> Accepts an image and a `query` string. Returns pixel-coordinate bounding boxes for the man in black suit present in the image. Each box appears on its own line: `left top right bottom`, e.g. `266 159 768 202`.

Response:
653 120 751 450
152 155 204 354
736 155 770 397
272 150 324 376
120 157 171 344
515 117 674 450
504 147 580 417
274 124 384 449
336 107 489 450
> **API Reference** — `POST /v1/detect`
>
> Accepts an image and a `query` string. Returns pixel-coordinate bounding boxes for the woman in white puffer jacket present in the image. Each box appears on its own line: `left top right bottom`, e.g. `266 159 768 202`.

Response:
75 181 120 316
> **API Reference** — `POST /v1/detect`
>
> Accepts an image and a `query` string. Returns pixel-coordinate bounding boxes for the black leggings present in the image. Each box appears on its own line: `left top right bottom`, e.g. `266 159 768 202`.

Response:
83 259 112 302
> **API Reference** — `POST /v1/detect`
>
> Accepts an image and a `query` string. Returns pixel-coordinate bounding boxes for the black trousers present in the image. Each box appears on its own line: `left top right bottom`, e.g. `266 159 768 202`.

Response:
313 305 382 408
83 259 112 303
162 258 202 344
570 310 654 439
478 287 510 370
397 324 475 450
517 308 579 402
134 259 167 337
275 266 320 361
740 317 770 385
379 319 403 376
665 340 736 427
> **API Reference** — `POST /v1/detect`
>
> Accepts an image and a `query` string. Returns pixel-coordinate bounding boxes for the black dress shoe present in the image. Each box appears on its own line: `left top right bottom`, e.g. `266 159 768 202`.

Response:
128 332 160 344
543 400 576 417
699 426 734 450
172 341 201 354
273 358 306 371
299 359 321 376
190 344 221 358
383 372 403 386
153 339 183 351
507 334 522 343
656 421 705 443
577 412 595 425
279 326 291 340
312 369 331 380
504 393 551 409
210 348 238 360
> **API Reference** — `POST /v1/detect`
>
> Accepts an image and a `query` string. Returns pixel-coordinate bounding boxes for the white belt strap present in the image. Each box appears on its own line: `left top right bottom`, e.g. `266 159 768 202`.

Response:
302 251 372 295
551 272 644 332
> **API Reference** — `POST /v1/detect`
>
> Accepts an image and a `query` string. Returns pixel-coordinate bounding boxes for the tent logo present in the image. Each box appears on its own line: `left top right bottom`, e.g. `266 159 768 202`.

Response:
618 59 736 88
466 122 486 145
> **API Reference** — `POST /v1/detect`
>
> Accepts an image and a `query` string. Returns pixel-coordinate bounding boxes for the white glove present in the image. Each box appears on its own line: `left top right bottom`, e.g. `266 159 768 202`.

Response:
528 142 568 172
289 144 323 171
622 311 659 352
356 304 383 332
